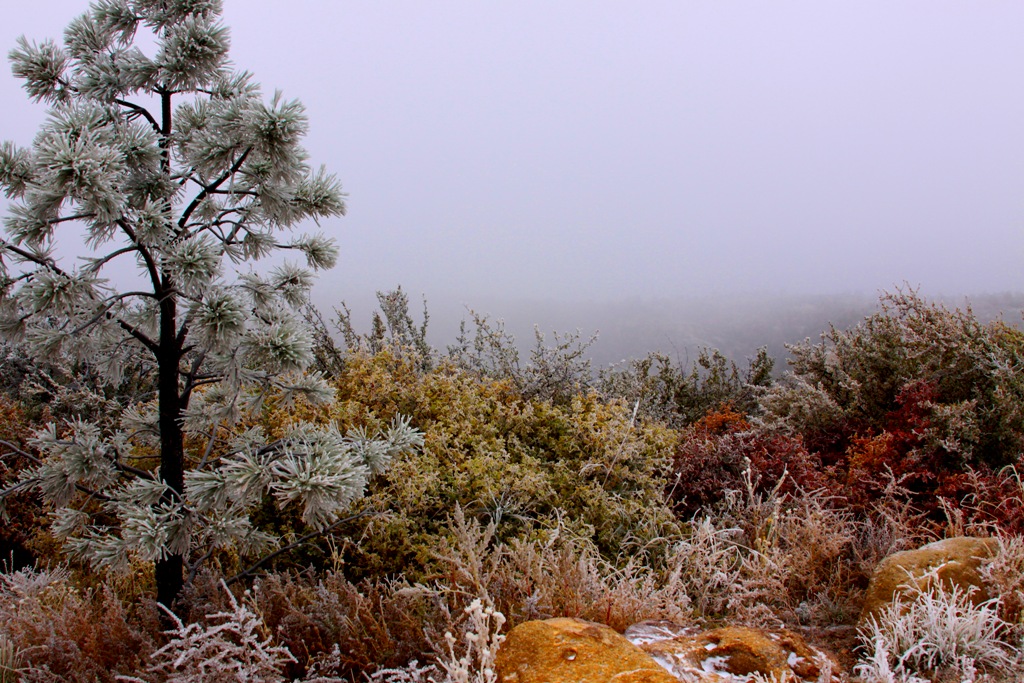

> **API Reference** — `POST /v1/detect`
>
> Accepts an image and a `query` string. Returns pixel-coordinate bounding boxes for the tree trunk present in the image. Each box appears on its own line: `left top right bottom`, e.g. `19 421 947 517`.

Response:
155 285 185 610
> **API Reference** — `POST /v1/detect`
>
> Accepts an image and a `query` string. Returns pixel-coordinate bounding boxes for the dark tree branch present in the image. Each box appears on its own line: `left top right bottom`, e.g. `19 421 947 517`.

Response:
0 479 33 500
116 317 159 353
178 147 252 230
194 420 222 471
116 220 162 296
43 212 97 226
179 350 208 403
0 440 39 464
1 241 67 276
69 293 157 337
115 98 161 135
116 460 159 481
83 244 147 273
225 510 374 586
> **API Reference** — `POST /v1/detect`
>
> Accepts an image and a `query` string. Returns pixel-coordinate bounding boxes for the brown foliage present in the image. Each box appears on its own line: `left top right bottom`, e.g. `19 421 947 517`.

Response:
0 567 159 682
252 571 445 680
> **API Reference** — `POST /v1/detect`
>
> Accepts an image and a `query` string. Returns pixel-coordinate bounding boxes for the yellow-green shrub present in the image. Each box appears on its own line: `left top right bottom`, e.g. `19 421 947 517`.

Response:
319 350 680 580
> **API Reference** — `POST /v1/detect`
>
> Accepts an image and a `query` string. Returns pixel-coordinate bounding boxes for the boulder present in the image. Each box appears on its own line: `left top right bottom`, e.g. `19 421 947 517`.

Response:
858 536 999 627
495 617 679 683
628 624 839 682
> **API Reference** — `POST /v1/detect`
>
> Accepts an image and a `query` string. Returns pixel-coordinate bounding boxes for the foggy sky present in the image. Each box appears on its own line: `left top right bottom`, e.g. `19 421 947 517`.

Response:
3 2 1024 322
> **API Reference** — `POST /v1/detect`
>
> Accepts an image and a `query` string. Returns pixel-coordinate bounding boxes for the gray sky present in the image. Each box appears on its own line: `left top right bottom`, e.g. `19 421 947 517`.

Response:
4 2 1024 318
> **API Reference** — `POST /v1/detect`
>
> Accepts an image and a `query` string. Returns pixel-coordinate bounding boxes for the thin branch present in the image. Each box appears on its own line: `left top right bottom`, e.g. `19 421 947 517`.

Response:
115 460 159 481
116 219 162 295
116 317 159 354
0 479 33 500
175 319 190 350
207 189 258 197
69 291 161 337
42 212 97 227
225 510 375 586
179 349 208 402
178 147 252 230
82 244 146 274
185 547 216 585
114 98 161 135
1 241 67 276
194 420 222 471
187 377 222 389
0 440 40 465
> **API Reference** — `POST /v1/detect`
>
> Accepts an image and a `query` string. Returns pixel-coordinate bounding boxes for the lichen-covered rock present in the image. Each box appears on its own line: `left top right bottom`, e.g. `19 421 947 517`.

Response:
495 617 679 683
629 625 839 682
858 536 999 627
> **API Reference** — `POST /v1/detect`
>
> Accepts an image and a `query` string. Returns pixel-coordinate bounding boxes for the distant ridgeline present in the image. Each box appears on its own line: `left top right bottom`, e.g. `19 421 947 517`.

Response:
406 290 1024 370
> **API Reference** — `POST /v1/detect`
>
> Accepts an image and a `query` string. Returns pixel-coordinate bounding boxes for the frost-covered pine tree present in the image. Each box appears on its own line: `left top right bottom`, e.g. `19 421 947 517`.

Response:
0 0 421 610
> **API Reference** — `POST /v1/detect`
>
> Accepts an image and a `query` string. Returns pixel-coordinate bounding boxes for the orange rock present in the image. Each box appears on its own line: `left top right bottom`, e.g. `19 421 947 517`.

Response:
858 536 999 627
495 617 679 683
635 625 839 682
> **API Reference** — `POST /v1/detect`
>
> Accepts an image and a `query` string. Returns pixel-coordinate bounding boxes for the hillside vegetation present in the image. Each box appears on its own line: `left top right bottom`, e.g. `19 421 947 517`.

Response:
1 289 1023 682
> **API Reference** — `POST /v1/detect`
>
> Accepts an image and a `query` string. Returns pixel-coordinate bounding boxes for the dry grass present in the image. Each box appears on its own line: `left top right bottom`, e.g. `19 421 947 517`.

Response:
855 584 1019 683
981 533 1024 647
246 571 445 680
0 474 1007 683
0 566 159 683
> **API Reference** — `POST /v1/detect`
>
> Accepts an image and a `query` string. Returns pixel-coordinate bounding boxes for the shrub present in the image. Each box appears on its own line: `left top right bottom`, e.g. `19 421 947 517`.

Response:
0 565 158 683
121 582 296 683
0 396 50 569
252 571 444 680
599 347 774 429
981 533 1024 645
447 312 597 406
667 406 824 519
761 290 1024 524
366 599 505 683
324 350 680 580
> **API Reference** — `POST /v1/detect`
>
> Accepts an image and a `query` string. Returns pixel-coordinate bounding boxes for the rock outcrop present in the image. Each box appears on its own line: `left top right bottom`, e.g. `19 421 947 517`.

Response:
495 617 679 683
495 617 839 682
627 622 839 682
858 536 999 627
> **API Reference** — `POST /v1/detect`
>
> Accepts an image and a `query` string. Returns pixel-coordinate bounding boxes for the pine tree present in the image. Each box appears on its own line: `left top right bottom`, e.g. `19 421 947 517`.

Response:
0 0 421 610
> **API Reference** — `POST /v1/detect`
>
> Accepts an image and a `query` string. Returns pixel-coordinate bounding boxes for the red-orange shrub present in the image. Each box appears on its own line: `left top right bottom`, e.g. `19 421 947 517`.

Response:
668 406 825 518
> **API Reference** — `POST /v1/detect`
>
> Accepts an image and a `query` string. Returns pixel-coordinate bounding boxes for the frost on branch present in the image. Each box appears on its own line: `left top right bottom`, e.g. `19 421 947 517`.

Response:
16 414 422 574
118 582 296 683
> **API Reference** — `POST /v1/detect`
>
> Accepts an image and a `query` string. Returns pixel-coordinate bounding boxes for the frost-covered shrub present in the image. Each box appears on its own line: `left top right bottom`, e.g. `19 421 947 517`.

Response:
0 565 157 683
667 405 824 519
122 582 295 683
982 533 1024 646
368 599 505 683
329 350 679 580
599 347 774 429
760 290 1024 523
767 290 1024 464
447 311 597 406
855 583 1018 683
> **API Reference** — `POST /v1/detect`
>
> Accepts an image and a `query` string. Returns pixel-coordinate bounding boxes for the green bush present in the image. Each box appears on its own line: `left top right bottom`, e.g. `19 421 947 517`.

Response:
321 350 680 580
